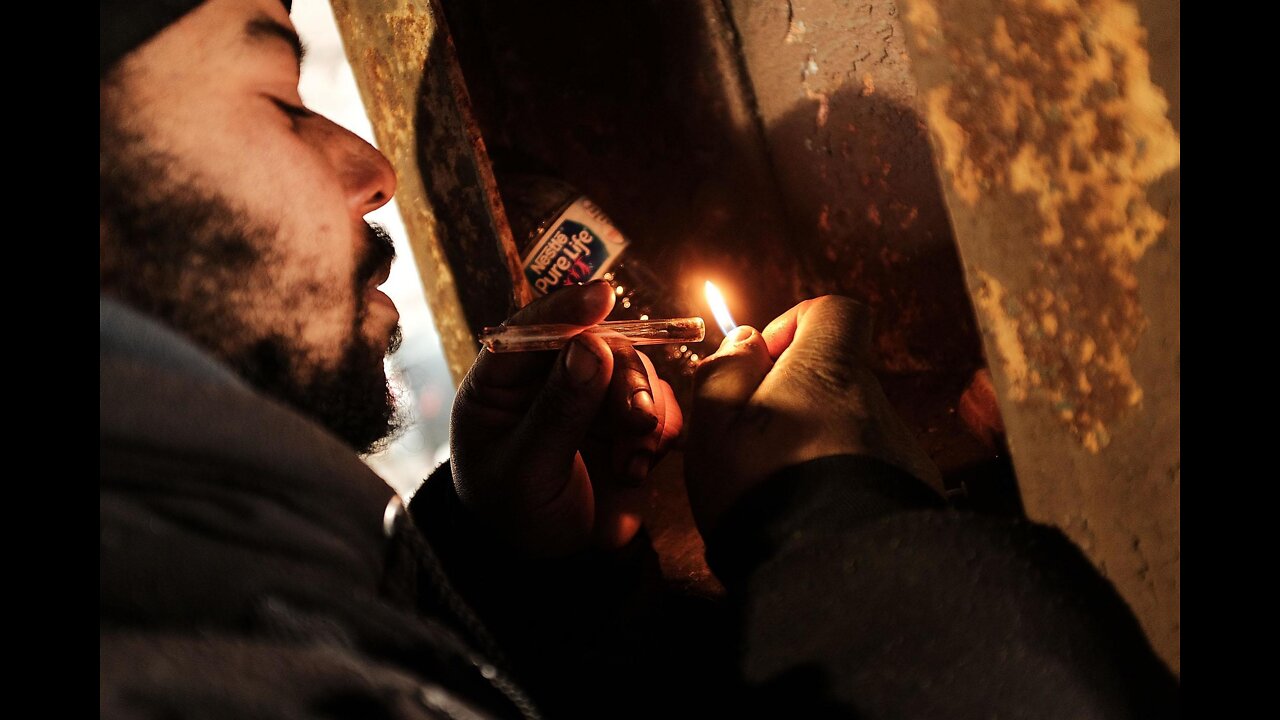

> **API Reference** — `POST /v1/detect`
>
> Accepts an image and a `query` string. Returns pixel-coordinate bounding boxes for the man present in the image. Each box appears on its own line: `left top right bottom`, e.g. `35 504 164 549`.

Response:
101 0 1178 717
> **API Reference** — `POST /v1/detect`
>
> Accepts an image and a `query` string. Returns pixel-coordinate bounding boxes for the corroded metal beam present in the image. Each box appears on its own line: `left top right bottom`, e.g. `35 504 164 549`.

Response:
899 0 1180 672
330 0 531 385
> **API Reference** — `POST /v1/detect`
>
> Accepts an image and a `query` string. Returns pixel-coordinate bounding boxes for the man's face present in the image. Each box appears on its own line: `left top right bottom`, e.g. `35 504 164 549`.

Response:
100 0 404 453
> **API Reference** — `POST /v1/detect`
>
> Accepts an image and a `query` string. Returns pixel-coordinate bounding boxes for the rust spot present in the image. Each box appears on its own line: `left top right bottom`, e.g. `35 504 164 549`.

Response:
907 0 1179 452
959 368 1006 448
971 271 1029 401
905 0 942 50
805 87 832 127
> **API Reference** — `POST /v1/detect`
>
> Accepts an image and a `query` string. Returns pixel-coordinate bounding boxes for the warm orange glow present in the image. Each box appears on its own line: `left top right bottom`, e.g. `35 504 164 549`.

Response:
704 281 738 336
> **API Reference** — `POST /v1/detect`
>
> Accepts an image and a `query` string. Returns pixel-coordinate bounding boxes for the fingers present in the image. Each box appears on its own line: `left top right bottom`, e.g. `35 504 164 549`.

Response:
760 300 809 360
759 295 943 492
509 278 616 327
607 344 659 434
761 295 873 362
503 332 615 508
469 280 617 393
684 326 771 538
590 353 682 548
652 369 683 452
761 296 874 402
692 325 772 434
788 294 873 359
604 350 678 485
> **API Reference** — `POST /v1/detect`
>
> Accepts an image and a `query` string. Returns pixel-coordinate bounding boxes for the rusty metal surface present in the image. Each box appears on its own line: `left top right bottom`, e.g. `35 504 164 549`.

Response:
331 0 530 385
898 0 1180 672
723 0 1000 487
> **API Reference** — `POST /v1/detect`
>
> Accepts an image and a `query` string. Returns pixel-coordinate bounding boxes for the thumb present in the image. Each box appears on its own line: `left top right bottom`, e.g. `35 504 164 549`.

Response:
507 333 615 507
686 325 772 538
692 325 772 437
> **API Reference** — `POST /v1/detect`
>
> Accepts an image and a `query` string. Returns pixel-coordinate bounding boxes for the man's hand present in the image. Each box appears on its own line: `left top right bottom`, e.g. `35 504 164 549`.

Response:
449 280 682 558
685 295 940 537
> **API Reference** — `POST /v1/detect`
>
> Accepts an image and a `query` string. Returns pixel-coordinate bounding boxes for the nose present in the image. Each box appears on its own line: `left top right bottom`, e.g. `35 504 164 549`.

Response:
315 118 397 217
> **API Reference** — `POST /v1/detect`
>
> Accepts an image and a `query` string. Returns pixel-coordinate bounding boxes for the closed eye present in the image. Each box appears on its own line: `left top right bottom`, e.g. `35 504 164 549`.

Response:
269 97 314 120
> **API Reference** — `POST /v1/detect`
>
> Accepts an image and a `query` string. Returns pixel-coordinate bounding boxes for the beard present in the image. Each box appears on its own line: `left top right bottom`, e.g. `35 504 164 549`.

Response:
100 90 404 455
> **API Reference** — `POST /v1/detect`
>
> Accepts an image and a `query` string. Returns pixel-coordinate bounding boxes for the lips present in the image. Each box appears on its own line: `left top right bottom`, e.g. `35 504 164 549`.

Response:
358 223 399 320
366 277 398 317
369 257 391 286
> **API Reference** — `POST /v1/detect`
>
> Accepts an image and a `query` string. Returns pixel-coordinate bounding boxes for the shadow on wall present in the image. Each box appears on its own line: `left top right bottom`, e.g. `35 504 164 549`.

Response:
766 85 1015 503
769 86 982 378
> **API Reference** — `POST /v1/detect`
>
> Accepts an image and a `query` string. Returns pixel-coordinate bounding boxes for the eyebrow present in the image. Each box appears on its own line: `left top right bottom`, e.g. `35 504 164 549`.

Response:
245 16 306 67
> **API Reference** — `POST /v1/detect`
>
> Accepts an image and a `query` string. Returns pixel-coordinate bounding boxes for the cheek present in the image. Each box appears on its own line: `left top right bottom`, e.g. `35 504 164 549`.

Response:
278 260 364 361
277 212 356 281
244 137 350 235
233 132 360 287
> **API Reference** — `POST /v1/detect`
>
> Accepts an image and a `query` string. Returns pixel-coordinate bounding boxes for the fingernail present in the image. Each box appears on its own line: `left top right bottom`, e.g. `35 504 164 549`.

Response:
565 340 600 385
628 388 655 419
581 280 613 310
626 451 653 486
722 326 752 348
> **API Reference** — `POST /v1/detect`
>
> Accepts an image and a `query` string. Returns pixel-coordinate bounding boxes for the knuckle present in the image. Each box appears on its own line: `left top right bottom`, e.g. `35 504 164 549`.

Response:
811 293 861 317
613 348 651 386
693 351 738 382
739 331 769 355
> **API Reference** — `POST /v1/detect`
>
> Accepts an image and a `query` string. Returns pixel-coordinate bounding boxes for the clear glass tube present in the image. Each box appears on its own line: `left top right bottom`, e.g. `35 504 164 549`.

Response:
479 317 706 353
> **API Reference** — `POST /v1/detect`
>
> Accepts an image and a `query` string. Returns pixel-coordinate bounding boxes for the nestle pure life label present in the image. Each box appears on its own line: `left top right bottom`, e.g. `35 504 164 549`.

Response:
521 196 629 296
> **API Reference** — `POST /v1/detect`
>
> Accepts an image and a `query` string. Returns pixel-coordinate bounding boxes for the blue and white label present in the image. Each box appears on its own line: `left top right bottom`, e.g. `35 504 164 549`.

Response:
522 196 629 296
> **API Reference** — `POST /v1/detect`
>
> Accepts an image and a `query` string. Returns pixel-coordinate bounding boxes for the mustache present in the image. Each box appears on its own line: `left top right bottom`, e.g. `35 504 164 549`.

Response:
357 222 397 286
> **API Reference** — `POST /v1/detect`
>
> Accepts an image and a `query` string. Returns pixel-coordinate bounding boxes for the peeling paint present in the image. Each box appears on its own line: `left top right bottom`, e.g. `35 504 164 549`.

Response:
905 0 942 49
801 53 821 80
784 18 808 44
971 271 1030 401
907 0 1178 452
805 87 831 127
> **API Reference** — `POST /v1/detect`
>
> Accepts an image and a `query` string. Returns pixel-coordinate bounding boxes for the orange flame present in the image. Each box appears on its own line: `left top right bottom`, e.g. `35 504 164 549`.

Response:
704 281 738 336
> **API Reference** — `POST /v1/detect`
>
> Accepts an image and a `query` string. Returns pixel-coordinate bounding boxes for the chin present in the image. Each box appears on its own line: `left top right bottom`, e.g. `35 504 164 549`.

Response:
376 321 404 357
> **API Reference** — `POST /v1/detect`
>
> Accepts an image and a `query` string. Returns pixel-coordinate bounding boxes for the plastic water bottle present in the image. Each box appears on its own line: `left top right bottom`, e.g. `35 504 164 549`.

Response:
498 172 702 376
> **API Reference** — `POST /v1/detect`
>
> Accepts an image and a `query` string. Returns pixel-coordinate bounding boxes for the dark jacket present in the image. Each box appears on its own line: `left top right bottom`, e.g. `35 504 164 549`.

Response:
100 297 1177 718
101 297 533 719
